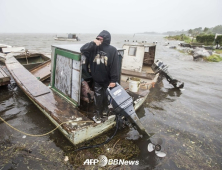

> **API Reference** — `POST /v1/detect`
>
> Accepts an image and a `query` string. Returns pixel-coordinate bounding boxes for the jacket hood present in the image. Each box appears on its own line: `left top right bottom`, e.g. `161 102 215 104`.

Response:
97 30 111 45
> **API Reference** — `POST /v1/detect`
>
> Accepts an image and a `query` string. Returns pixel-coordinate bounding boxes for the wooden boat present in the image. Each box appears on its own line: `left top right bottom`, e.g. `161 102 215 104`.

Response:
0 44 50 86
1 50 50 72
121 42 158 89
5 43 158 145
14 52 50 71
54 33 80 41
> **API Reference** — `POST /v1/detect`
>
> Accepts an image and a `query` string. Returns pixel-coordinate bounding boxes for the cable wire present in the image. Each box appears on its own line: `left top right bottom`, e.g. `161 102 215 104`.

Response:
0 116 93 137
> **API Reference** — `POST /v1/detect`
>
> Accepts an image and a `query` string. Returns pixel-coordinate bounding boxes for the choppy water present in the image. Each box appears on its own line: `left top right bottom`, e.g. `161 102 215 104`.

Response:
0 33 222 170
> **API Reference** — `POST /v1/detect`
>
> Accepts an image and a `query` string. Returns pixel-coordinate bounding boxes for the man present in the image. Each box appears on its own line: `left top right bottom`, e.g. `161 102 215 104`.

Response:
80 30 119 123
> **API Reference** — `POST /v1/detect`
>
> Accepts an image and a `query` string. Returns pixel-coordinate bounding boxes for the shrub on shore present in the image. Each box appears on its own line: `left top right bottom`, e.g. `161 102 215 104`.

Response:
165 34 192 43
196 35 222 45
204 54 222 62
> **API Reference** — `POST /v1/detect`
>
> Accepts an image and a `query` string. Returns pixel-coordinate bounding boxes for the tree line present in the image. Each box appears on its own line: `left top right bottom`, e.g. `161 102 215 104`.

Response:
164 25 222 36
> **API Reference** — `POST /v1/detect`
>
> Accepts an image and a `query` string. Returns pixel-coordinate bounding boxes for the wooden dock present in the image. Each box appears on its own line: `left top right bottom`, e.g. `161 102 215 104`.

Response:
0 66 10 87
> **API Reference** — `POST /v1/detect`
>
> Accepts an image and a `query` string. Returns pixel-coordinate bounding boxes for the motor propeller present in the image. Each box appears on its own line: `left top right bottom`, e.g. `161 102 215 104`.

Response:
147 138 166 158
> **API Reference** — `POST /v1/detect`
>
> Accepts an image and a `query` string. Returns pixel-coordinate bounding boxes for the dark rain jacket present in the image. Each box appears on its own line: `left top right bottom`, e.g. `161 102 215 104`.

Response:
80 30 119 85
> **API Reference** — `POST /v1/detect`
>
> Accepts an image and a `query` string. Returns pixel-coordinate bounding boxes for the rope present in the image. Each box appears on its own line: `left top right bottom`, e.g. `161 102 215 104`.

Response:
0 116 93 137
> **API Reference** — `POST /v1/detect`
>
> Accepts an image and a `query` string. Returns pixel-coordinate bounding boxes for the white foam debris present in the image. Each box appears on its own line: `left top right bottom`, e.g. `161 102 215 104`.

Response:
75 117 82 121
71 122 77 126
64 156 69 162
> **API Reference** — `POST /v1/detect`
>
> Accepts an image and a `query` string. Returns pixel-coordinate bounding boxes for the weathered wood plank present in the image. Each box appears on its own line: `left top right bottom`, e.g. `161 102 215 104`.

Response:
30 60 51 81
0 67 8 77
35 91 92 132
122 69 154 80
0 69 4 79
0 67 10 85
55 55 72 97
12 68 50 97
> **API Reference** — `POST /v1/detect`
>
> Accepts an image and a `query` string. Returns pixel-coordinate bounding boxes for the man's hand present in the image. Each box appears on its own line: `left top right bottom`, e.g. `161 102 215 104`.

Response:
94 39 102 46
151 82 155 88
109 83 116 88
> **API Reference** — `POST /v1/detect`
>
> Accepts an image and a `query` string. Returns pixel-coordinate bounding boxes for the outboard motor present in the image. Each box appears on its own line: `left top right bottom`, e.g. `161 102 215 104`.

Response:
106 83 167 157
74 83 167 157
106 83 150 137
151 60 184 88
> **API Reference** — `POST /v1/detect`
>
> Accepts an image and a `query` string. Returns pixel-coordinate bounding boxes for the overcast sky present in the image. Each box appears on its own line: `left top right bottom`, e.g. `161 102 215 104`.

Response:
0 0 221 34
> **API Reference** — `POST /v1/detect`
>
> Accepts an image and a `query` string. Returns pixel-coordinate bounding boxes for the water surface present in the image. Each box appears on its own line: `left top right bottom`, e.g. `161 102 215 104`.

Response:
0 33 221 169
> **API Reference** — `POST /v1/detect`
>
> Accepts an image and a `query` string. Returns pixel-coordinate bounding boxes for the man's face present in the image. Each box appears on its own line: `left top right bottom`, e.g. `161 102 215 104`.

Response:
96 37 103 43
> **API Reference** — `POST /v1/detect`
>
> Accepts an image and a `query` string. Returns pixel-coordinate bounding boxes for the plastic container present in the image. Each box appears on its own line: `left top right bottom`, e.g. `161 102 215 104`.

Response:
128 77 140 92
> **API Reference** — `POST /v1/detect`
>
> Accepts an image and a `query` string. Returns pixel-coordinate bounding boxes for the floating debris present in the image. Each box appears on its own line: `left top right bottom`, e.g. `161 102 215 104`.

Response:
64 156 69 162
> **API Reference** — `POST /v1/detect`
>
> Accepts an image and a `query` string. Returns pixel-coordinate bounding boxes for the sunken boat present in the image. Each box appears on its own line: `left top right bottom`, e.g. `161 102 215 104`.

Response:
5 44 159 145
